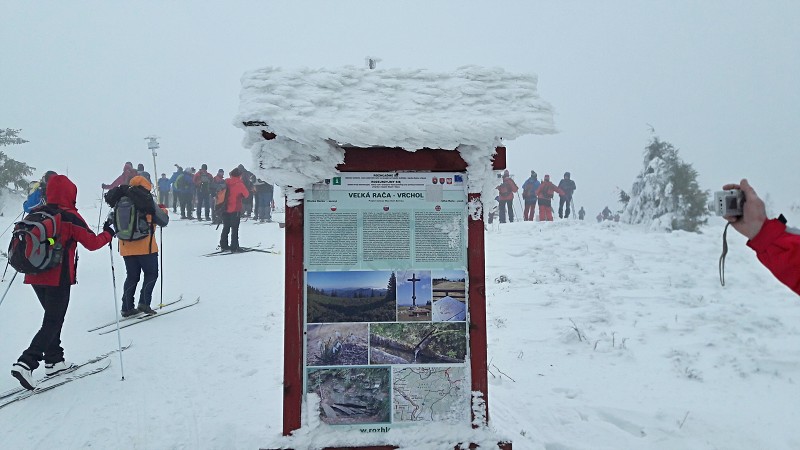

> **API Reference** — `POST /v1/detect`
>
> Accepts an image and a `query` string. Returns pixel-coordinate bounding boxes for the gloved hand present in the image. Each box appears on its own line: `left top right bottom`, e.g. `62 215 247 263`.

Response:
103 219 116 238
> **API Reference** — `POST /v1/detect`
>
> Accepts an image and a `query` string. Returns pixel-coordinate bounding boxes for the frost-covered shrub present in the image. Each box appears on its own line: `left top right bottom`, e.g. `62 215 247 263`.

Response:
621 137 708 232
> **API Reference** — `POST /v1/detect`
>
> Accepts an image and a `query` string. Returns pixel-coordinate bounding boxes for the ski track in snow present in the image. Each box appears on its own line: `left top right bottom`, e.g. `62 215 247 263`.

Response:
0 207 799 449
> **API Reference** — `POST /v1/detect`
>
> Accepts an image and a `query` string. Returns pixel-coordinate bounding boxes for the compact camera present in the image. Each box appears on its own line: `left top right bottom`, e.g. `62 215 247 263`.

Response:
708 189 744 216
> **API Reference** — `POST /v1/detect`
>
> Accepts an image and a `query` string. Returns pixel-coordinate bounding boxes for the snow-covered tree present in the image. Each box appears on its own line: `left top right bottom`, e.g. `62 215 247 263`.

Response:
0 128 35 191
621 136 708 232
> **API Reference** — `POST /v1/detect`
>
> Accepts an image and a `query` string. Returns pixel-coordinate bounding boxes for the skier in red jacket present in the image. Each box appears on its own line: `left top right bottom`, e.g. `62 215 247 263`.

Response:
219 167 251 252
11 175 115 390
723 179 800 295
535 174 565 222
495 170 519 223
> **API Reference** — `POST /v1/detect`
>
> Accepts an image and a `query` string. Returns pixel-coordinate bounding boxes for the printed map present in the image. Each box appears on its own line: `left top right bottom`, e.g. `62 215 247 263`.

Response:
392 367 468 422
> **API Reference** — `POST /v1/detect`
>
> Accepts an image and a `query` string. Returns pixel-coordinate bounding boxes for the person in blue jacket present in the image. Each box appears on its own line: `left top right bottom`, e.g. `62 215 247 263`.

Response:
23 171 57 213
168 165 183 213
521 170 541 221
157 173 172 206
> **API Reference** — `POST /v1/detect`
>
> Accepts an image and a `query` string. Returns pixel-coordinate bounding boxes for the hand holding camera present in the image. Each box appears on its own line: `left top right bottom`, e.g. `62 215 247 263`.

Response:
716 179 767 239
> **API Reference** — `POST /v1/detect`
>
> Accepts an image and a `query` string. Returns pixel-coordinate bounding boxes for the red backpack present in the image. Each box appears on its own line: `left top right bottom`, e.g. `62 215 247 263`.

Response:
7 208 65 274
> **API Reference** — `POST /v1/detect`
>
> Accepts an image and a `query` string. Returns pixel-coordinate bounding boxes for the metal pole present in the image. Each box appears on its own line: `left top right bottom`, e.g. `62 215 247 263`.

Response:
96 189 105 232
0 211 24 240
0 271 19 309
108 244 126 380
159 228 164 308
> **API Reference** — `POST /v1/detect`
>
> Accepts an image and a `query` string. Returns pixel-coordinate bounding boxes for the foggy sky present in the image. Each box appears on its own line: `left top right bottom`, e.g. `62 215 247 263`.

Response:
2 1 798 219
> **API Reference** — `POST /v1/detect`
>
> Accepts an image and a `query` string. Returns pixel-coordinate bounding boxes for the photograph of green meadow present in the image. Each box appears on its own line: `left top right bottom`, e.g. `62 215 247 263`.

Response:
306 271 397 323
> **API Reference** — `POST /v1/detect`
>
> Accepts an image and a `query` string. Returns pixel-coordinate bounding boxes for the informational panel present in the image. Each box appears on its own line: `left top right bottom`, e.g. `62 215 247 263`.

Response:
303 172 470 432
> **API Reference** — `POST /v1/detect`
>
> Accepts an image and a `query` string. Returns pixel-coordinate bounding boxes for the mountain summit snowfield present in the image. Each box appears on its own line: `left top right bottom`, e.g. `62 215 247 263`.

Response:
0 204 798 449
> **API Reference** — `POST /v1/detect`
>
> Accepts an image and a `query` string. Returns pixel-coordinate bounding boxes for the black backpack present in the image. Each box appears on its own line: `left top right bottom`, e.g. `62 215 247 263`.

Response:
105 185 157 241
7 207 65 274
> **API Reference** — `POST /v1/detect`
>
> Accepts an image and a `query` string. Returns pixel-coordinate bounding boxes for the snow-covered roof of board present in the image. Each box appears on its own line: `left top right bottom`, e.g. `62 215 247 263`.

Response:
235 65 555 150
234 65 555 202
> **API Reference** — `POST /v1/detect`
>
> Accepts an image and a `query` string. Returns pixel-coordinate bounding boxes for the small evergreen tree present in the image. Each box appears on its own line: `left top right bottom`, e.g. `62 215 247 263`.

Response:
0 128 35 191
621 136 709 232
385 272 397 302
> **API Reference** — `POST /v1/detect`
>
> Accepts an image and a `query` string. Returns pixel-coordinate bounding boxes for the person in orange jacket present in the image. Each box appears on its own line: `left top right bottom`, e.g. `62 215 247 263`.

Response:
219 167 250 252
723 179 800 295
535 174 565 221
11 175 114 390
118 175 169 316
496 170 519 223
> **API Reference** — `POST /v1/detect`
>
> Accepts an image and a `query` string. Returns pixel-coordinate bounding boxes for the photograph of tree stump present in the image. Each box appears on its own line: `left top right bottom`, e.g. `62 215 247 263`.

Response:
306 367 391 425
369 323 467 364
306 323 369 366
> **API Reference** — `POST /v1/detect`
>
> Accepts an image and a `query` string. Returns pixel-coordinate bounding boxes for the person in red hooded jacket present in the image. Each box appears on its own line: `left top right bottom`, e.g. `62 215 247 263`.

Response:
11 175 115 390
723 179 800 295
535 174 565 222
219 167 250 252
101 162 138 190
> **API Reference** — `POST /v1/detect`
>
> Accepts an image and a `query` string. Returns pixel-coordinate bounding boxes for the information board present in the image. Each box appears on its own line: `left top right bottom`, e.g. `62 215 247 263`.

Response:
303 171 471 431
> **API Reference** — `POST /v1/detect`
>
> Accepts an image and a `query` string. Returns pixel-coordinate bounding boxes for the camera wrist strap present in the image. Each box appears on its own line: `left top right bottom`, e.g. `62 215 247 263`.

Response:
718 222 731 286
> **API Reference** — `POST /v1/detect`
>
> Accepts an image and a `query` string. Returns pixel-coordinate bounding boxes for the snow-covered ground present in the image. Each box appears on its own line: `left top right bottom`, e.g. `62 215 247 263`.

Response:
0 202 798 450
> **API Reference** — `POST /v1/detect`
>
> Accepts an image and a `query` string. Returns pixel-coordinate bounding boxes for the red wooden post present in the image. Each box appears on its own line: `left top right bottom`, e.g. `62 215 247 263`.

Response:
467 192 489 426
283 192 304 436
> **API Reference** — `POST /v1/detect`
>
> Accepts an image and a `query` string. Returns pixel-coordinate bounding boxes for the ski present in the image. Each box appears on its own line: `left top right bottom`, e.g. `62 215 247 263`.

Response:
240 246 281 254
0 342 131 400
0 360 111 410
97 297 200 335
87 295 183 332
201 243 269 257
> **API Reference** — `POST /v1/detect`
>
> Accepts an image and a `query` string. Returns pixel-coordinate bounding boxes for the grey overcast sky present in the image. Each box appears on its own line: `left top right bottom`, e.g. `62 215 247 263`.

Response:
2 1 798 218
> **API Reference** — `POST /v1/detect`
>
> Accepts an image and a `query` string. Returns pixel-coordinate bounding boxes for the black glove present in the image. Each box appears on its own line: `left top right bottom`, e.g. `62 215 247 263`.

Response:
103 219 116 238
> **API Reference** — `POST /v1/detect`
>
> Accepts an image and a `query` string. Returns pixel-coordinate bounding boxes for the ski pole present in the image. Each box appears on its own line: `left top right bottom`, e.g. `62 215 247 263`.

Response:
96 189 105 232
0 271 19 309
0 211 24 240
159 227 164 308
108 243 126 381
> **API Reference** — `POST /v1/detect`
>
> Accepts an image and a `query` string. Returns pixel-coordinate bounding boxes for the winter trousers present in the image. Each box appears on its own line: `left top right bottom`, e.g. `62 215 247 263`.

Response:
172 189 179 211
220 212 242 250
19 284 72 370
158 190 170 206
499 200 514 223
196 191 211 220
524 200 536 221
538 198 554 221
121 253 159 311
179 192 193 218
558 196 572 219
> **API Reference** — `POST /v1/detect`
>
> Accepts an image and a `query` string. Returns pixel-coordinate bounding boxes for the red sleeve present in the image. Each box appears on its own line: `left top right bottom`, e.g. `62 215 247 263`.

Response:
747 219 800 295
68 223 113 251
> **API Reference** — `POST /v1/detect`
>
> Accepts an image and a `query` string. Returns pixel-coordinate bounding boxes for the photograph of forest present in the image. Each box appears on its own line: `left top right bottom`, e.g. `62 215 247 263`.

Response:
306 271 397 323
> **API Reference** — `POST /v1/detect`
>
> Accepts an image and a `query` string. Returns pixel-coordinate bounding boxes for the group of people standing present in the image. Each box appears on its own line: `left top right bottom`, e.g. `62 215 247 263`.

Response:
156 163 274 225
495 170 582 223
